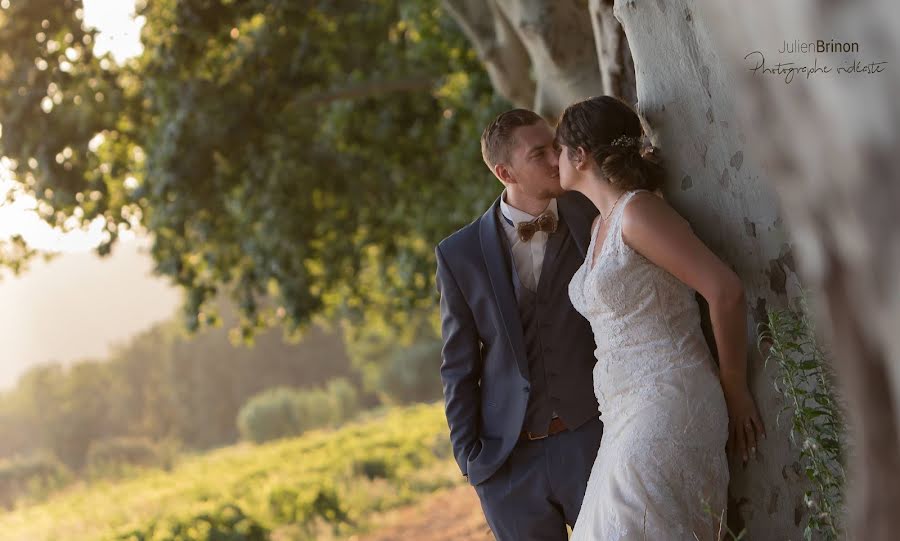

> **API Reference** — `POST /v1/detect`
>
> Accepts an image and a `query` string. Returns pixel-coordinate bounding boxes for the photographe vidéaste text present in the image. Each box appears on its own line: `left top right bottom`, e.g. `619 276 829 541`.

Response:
744 39 887 84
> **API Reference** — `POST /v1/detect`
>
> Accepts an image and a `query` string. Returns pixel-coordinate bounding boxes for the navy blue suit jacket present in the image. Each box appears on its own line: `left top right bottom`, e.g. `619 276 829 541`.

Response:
435 191 600 486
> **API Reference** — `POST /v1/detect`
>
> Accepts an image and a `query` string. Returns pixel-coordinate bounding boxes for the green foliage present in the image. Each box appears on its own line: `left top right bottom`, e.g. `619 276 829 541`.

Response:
114 503 269 541
0 0 504 335
0 452 71 509
236 388 305 444
0 402 460 541
86 436 179 478
290 388 339 432
758 298 847 540
236 377 361 443
266 483 353 537
0 235 43 279
353 456 393 481
0 0 129 251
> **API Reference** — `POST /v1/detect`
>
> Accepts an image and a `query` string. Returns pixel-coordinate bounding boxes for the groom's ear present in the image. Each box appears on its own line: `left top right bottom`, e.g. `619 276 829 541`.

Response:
494 163 515 185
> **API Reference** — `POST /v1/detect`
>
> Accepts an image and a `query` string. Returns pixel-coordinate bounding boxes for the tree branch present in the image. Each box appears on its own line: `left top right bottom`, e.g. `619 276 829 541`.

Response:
443 0 536 108
492 0 605 119
589 0 636 104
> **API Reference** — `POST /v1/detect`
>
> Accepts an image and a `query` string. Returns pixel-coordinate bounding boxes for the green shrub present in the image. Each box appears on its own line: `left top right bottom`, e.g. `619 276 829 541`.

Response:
237 378 361 443
267 486 302 523
353 456 394 480
0 452 71 508
759 297 847 540
311 486 351 529
86 437 179 478
266 483 352 537
113 503 269 541
291 388 335 432
237 388 303 443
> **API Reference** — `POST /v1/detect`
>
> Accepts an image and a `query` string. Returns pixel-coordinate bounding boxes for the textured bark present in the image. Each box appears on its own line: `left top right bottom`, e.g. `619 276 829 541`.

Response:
444 0 607 118
443 0 536 108
589 0 637 105
612 1 804 537
698 1 900 538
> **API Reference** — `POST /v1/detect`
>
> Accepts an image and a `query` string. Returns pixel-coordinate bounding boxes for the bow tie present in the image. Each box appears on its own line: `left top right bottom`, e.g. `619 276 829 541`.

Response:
515 211 558 242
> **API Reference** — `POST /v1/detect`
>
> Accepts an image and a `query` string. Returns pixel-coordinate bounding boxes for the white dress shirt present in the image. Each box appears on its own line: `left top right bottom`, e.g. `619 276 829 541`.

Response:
499 191 559 293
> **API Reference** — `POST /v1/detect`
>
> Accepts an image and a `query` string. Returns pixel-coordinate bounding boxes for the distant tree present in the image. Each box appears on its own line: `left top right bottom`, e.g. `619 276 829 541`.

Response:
8 361 118 469
0 297 364 462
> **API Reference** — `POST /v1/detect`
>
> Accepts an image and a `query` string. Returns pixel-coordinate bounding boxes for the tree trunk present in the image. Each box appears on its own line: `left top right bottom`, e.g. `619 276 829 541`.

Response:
612 1 804 536
697 1 900 538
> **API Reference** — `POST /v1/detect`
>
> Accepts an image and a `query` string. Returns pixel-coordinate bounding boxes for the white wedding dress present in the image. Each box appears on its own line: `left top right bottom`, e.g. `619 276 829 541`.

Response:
568 189 730 540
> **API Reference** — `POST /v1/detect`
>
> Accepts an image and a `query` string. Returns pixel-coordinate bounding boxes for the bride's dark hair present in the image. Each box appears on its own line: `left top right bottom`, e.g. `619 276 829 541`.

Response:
556 96 664 191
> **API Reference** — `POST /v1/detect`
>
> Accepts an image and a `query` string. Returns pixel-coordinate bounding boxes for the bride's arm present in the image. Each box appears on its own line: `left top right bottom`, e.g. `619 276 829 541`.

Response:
620 191 766 464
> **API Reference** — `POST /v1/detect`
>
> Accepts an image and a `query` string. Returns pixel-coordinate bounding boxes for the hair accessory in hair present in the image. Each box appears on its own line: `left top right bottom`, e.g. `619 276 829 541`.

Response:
611 134 639 148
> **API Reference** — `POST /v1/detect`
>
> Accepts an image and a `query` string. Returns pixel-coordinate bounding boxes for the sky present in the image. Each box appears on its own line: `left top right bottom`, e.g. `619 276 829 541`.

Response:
0 0 182 390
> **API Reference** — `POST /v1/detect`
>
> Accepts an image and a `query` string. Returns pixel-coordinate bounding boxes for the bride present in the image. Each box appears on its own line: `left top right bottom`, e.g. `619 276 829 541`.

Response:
557 96 766 540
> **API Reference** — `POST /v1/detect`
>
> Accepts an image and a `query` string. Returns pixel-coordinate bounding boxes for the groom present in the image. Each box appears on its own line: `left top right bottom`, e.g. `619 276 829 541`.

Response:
435 109 603 540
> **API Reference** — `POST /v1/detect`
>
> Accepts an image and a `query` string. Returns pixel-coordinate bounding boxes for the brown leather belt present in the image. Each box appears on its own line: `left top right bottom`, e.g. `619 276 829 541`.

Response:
520 417 568 441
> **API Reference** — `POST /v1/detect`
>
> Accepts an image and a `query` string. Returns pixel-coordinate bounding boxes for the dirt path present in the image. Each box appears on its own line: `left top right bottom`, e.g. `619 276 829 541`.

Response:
351 484 493 541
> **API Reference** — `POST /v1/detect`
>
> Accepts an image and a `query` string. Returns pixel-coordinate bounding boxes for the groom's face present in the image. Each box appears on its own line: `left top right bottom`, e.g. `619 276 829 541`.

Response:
505 122 562 198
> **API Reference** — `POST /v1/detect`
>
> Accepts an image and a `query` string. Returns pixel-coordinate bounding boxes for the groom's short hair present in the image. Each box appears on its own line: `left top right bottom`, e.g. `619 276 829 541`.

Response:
481 109 544 170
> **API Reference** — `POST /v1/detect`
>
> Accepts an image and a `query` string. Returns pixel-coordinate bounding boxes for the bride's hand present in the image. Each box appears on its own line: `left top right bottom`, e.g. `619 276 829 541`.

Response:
724 384 766 464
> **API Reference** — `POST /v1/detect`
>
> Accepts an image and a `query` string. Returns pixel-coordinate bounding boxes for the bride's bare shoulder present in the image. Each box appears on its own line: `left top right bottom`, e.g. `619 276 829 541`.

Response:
621 190 691 237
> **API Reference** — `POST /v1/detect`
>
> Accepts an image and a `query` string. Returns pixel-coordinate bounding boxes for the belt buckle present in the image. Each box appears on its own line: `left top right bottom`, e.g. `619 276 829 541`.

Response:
526 431 548 441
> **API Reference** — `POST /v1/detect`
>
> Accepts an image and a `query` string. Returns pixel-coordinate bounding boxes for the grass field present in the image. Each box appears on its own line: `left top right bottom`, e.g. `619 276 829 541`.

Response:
0 402 465 541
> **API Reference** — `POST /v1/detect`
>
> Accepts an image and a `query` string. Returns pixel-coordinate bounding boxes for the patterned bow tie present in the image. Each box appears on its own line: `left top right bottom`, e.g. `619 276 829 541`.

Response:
516 211 558 242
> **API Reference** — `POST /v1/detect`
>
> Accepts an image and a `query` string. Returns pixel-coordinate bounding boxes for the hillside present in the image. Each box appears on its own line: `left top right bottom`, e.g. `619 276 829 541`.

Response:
0 402 478 541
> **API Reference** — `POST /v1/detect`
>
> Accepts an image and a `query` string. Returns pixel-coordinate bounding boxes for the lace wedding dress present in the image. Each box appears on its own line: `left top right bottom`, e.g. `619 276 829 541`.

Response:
568 189 730 540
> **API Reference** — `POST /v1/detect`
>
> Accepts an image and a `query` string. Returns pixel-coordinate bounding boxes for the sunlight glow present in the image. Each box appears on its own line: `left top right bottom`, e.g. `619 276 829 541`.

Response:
82 0 144 62
0 0 142 253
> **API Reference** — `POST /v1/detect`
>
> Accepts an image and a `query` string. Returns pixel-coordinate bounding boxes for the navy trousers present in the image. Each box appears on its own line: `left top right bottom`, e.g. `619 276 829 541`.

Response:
474 417 604 540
